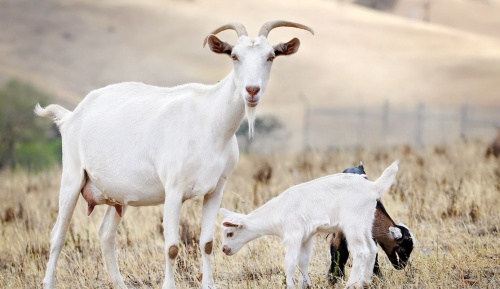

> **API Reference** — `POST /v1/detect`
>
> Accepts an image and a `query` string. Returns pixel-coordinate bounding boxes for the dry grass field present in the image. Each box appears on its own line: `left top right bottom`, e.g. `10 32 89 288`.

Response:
0 141 498 288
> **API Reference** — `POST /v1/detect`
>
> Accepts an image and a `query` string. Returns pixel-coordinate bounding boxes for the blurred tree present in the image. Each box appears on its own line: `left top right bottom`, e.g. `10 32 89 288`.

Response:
236 116 283 153
0 79 53 169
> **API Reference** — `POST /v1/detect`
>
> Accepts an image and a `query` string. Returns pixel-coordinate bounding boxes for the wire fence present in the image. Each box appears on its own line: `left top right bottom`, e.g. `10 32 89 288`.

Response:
301 101 500 150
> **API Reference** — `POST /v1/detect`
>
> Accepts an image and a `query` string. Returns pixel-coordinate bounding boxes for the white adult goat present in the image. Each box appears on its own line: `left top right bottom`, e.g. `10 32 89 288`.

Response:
35 21 313 289
220 161 400 289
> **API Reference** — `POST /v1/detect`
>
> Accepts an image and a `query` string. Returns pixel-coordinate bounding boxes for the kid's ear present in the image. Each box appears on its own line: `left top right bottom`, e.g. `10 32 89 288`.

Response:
219 208 233 217
389 226 403 240
220 208 243 228
222 221 242 228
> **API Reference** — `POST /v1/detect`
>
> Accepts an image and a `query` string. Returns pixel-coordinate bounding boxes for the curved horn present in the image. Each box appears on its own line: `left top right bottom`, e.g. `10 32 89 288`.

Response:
258 20 315 38
203 23 248 47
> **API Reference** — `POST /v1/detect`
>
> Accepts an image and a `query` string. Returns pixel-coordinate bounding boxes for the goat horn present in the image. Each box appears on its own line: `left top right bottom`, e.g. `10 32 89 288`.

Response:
258 20 315 38
203 23 248 47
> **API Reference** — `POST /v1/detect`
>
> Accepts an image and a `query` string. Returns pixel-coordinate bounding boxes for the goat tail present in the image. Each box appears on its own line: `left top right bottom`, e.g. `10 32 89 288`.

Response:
34 103 71 127
371 160 399 198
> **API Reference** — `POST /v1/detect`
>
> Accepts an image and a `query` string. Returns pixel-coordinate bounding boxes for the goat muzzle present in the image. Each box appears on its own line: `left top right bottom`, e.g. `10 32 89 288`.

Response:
222 245 232 255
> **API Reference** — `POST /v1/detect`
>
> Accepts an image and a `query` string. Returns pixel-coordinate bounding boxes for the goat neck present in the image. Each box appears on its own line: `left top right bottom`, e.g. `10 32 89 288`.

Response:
245 202 283 238
372 201 397 243
208 71 246 143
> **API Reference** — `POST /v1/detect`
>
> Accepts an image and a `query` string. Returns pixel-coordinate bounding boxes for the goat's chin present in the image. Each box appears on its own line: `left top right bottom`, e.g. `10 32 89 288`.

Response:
245 105 257 139
390 256 408 270
392 262 407 270
245 100 259 108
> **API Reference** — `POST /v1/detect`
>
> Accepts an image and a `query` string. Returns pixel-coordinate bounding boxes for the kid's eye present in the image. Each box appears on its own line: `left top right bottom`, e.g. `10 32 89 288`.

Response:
231 55 239 61
226 232 234 238
267 55 275 62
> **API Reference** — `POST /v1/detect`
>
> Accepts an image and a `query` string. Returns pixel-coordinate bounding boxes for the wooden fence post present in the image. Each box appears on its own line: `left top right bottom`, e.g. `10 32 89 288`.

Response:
460 104 469 138
415 103 424 147
382 100 389 145
357 106 365 146
299 93 310 151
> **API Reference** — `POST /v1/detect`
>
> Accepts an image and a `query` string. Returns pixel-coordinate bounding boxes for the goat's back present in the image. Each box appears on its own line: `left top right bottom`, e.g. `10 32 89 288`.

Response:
266 173 379 231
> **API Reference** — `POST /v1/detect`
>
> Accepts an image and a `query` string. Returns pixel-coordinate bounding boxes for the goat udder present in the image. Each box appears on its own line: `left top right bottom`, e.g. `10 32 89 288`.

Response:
82 182 98 216
81 179 123 217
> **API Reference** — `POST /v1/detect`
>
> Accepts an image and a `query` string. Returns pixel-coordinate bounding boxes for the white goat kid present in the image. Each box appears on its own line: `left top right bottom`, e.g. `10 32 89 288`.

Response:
220 161 400 289
35 21 313 289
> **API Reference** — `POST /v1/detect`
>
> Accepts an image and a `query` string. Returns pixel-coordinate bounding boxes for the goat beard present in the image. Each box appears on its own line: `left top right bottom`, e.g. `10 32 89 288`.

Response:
245 105 256 139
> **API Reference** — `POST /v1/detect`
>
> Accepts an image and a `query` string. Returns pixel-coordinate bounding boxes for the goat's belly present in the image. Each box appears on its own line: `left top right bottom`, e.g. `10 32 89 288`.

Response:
98 181 165 206
85 171 165 207
317 223 341 234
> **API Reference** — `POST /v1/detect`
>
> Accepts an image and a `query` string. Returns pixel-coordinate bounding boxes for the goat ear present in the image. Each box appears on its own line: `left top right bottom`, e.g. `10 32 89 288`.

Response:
273 38 300 57
207 35 233 56
389 226 403 240
222 221 241 228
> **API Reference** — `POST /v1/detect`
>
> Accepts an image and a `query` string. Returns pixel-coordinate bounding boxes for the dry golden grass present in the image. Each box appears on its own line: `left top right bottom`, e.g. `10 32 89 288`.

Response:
0 141 499 288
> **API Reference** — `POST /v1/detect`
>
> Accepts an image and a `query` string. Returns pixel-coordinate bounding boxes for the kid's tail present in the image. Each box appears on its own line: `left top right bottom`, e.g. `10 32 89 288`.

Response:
34 103 71 127
371 160 399 198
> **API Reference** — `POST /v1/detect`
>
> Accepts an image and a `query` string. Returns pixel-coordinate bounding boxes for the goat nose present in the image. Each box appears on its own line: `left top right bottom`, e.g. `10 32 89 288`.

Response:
222 246 231 254
246 86 260 97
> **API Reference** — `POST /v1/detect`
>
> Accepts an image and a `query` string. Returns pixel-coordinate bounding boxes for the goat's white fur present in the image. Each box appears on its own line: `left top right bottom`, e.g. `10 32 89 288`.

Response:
221 161 399 289
36 21 312 289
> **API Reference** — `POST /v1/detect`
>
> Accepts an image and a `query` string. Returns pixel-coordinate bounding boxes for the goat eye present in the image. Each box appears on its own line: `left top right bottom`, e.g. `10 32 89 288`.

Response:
231 55 239 61
227 232 234 238
267 56 275 62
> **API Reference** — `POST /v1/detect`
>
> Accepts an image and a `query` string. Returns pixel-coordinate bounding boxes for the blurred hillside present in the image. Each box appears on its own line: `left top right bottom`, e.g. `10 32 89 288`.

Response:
1 0 499 150
393 0 500 39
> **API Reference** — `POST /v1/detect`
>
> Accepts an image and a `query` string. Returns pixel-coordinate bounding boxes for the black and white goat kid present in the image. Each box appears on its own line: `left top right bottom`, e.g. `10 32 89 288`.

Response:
328 162 414 284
